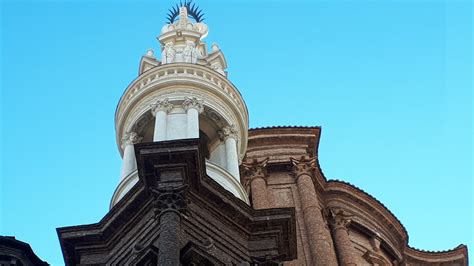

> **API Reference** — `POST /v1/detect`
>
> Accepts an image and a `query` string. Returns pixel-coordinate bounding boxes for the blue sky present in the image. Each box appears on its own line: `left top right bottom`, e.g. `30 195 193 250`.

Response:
1 0 472 264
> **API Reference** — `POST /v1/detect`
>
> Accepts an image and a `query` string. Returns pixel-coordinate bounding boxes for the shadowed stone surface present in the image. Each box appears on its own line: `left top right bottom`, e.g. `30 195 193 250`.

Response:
57 139 297 265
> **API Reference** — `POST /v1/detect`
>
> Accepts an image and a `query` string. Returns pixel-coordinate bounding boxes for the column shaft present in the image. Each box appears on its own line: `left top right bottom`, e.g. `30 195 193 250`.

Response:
120 144 136 181
296 174 338 266
225 137 240 179
332 226 357 266
153 110 167 141
250 177 269 209
186 107 199 138
157 211 180 266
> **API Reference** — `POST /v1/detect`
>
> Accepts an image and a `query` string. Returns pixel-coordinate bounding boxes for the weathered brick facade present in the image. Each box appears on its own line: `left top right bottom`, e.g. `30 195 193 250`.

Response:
242 126 468 265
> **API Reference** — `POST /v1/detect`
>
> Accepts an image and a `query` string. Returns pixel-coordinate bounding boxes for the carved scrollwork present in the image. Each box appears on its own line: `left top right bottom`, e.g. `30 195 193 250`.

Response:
182 96 204 113
218 125 239 141
241 157 270 188
150 185 188 218
150 98 174 115
121 132 143 149
290 156 316 179
326 208 353 231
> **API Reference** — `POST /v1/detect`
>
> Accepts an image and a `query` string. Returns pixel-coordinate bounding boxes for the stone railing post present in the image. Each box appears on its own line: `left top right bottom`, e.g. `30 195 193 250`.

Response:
120 132 142 181
241 158 270 209
290 156 338 266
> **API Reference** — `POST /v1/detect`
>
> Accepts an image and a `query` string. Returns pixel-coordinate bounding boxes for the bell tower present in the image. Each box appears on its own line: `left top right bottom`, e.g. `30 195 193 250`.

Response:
112 2 249 206
58 4 297 265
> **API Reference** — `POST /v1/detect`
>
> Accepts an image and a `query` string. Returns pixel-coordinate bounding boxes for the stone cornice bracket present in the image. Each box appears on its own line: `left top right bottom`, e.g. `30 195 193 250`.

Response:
290 156 317 180
182 96 204 113
150 98 174 116
241 157 270 188
370 233 382 252
218 125 239 141
121 132 142 149
150 185 188 220
363 250 390 265
326 208 353 231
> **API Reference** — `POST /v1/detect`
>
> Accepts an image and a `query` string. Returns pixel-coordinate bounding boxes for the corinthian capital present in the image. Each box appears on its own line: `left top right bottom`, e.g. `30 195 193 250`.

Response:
218 125 239 141
290 156 316 178
152 185 188 219
182 97 204 113
241 157 270 187
326 208 353 231
121 132 142 148
150 98 174 115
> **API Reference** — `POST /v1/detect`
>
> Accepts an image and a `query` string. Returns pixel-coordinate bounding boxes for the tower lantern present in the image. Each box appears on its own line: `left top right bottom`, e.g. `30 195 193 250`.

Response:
112 1 249 207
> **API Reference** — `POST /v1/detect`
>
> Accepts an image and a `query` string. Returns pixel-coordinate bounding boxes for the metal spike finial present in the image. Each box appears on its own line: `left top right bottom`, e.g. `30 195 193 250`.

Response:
165 0 205 24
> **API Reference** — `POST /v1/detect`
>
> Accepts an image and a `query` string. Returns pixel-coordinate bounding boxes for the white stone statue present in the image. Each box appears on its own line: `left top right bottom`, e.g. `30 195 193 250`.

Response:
183 41 197 63
145 48 155 58
162 42 176 64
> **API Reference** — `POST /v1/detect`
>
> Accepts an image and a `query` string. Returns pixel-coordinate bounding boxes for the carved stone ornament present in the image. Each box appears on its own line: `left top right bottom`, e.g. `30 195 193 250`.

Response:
218 125 239 141
326 208 353 231
370 233 382 251
150 98 174 115
145 48 155 58
241 157 269 188
182 96 204 113
363 250 390 266
290 156 316 178
150 185 188 219
161 42 176 64
121 132 142 149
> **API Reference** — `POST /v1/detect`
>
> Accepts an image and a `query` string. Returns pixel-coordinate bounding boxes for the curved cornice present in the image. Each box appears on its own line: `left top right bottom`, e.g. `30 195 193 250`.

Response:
405 244 468 263
115 63 248 124
245 126 468 264
323 179 408 251
114 63 249 156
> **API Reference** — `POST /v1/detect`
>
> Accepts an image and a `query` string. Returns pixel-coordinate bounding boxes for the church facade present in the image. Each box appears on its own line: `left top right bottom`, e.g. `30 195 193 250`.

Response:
56 3 468 265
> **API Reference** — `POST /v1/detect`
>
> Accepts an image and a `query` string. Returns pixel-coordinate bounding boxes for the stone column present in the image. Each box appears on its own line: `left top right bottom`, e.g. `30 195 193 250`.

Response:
120 132 142 181
290 156 338 266
219 125 240 179
182 97 204 139
153 185 187 266
150 98 173 141
241 158 270 209
327 208 358 266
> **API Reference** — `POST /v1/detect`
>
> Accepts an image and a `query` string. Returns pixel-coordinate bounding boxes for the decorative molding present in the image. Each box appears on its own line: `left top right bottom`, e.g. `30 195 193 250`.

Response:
121 132 142 149
150 98 174 115
182 96 204 113
218 125 239 141
326 208 353 231
370 234 382 252
115 64 249 157
363 250 390 266
290 156 316 179
150 185 188 219
241 157 269 188
203 108 225 128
